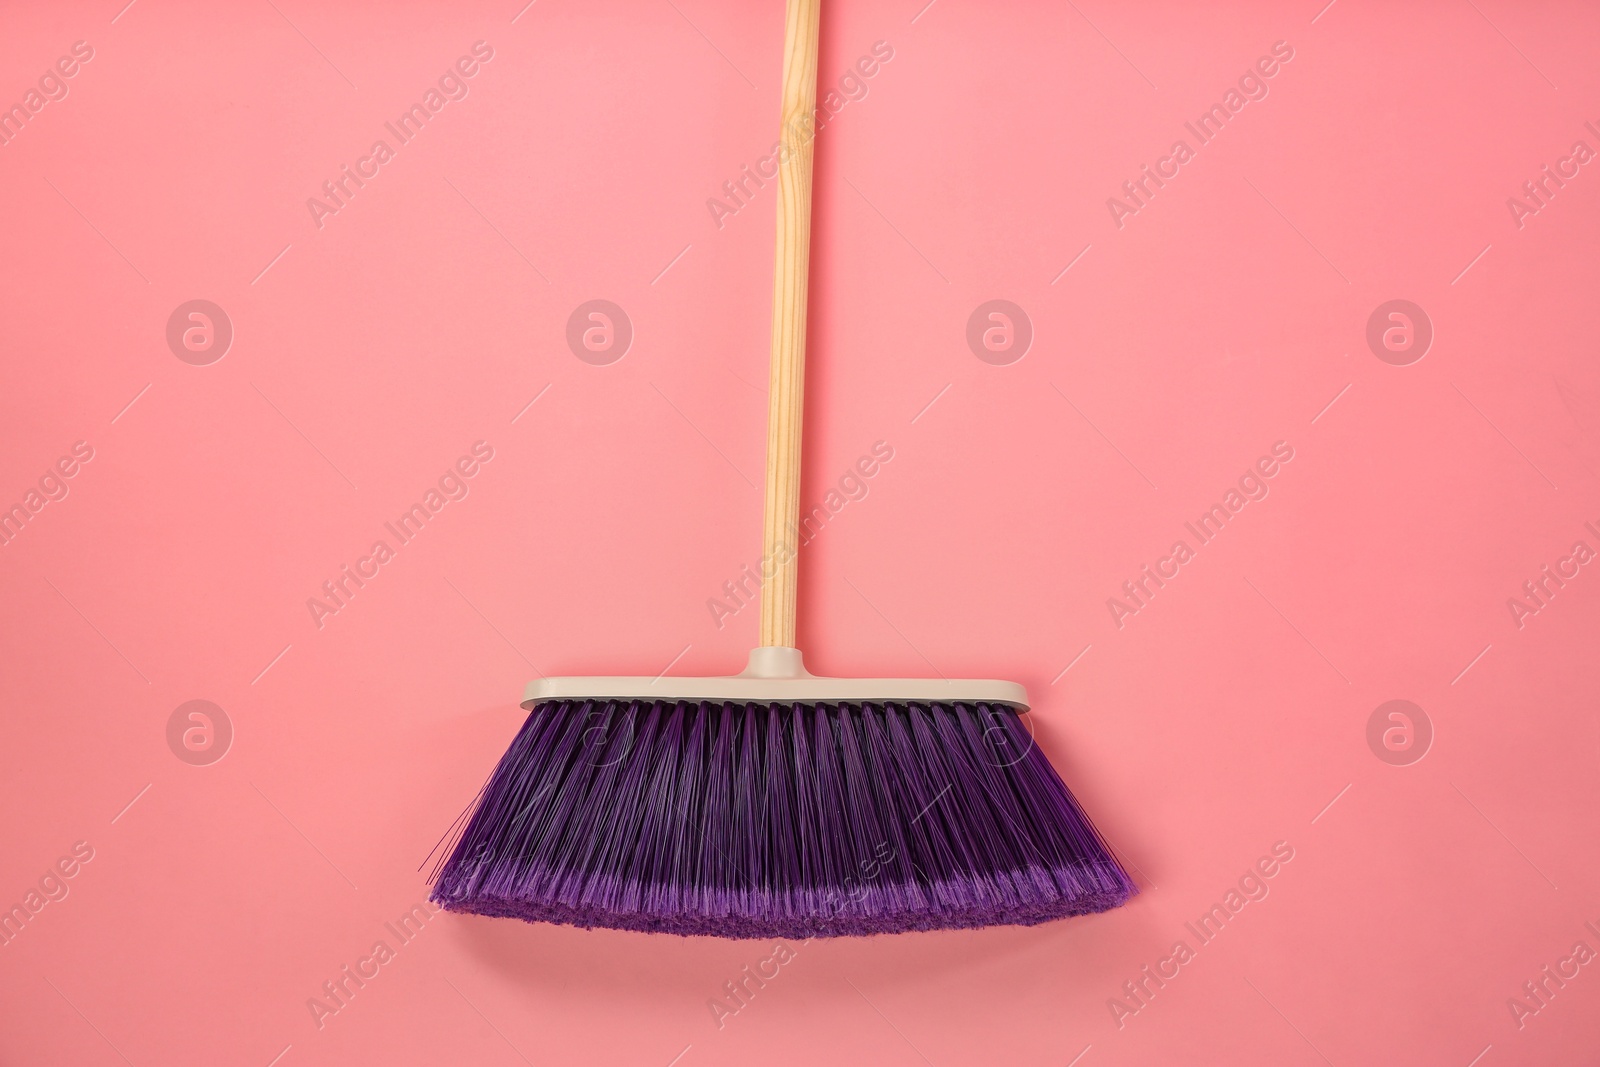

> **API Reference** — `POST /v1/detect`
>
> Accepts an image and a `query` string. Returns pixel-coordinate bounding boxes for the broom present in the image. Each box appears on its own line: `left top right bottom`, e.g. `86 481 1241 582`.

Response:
429 0 1135 938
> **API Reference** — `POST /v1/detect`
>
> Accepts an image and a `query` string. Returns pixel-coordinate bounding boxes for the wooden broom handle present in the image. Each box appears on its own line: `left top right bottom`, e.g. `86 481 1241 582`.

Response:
759 0 822 649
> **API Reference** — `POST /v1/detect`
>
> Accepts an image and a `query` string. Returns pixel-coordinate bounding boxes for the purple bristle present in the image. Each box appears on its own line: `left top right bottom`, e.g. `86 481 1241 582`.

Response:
430 699 1135 938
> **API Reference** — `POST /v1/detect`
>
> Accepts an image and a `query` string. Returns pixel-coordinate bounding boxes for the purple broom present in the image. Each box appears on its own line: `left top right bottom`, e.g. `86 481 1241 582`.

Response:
429 0 1135 938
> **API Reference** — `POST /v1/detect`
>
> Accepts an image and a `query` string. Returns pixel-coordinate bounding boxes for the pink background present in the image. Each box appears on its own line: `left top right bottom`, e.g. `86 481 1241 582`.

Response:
3 0 1599 1064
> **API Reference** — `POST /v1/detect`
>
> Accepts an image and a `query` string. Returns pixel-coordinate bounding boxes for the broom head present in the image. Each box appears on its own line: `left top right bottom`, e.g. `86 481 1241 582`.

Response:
429 649 1134 937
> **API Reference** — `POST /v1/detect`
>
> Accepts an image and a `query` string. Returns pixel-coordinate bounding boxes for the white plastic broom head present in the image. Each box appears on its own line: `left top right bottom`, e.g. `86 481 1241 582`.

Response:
521 647 1029 711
